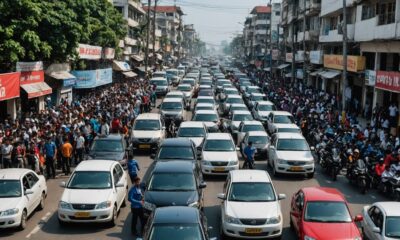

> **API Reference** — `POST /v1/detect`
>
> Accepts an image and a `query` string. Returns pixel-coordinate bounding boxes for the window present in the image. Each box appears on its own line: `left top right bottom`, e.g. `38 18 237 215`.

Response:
377 1 396 25
275 11 280 16
370 207 384 230
166 12 174 17
362 4 376 20
113 168 120 185
26 173 39 187
115 164 124 179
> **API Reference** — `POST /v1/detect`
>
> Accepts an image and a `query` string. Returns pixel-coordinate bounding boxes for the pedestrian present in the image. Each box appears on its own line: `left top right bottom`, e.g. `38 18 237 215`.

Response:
127 156 140 183
75 132 85 165
100 118 110 136
60 137 73 175
128 177 146 237
243 141 256 169
1 138 13 168
43 136 57 179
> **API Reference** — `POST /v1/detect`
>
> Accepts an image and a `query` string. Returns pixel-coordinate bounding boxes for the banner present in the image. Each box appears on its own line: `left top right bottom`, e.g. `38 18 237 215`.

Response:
376 71 400 93
0 72 21 101
310 51 323 64
72 68 112 89
20 71 45 85
16 61 43 72
103 48 115 59
324 54 366 72
272 50 280 60
365 70 376 86
77 44 102 60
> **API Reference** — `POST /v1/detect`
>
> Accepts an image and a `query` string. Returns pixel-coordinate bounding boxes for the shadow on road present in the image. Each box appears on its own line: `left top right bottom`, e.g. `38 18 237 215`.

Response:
203 205 220 239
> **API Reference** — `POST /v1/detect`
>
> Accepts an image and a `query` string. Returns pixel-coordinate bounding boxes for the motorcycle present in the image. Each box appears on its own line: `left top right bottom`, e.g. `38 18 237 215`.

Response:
347 159 368 194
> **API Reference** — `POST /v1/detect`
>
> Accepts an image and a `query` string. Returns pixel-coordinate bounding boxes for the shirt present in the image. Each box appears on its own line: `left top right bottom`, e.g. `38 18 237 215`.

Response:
1 144 13 159
44 141 56 158
61 142 73 158
76 136 85 149
128 159 140 177
244 146 257 161
101 123 110 136
389 106 398 117
128 186 143 209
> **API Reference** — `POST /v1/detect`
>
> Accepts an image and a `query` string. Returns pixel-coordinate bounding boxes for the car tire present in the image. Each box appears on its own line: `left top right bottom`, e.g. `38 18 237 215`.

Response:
307 172 315 179
18 210 27 231
108 205 117 227
219 224 227 240
37 192 45 210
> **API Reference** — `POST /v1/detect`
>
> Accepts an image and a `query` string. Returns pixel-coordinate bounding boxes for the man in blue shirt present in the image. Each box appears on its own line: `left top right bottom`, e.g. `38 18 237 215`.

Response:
243 142 256 169
127 157 140 183
128 177 145 236
43 137 57 179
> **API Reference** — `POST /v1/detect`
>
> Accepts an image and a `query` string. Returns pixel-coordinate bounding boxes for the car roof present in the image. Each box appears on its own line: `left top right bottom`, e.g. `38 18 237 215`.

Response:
153 207 200 224
271 111 292 116
251 93 266 96
136 113 161 120
230 170 271 183
153 161 194 173
247 86 260 89
166 91 184 96
75 160 116 172
162 98 183 103
182 78 195 81
154 71 166 74
226 94 242 98
206 133 232 140
274 123 300 129
230 103 247 107
232 110 252 115
151 77 167 81
242 121 263 125
375 202 400 216
197 96 214 99
161 138 193 147
302 187 346 202
275 132 304 139
247 131 268 137
257 101 274 105
196 103 213 107
195 110 218 115
178 84 191 88
0 168 32 180
180 121 206 128
94 134 123 141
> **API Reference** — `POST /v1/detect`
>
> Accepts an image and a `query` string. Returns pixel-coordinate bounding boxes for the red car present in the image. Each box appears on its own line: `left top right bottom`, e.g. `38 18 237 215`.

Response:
290 187 363 240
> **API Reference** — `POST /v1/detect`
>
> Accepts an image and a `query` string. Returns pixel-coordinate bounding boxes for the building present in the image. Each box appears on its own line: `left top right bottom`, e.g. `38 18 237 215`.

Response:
183 24 198 58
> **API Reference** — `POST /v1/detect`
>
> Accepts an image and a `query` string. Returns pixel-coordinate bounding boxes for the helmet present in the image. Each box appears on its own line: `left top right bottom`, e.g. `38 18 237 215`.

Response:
354 149 360 154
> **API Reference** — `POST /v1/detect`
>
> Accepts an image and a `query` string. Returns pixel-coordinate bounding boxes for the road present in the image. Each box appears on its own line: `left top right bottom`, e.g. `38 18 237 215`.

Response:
0 98 389 240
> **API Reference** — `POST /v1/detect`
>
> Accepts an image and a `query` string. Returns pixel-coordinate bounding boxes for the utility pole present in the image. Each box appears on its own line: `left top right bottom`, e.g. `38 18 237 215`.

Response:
302 0 307 85
291 1 296 84
341 0 348 111
145 0 151 73
269 0 273 69
152 0 158 68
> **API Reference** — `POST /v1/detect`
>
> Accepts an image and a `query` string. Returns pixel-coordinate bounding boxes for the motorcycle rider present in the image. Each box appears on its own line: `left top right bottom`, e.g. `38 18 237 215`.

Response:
375 158 386 177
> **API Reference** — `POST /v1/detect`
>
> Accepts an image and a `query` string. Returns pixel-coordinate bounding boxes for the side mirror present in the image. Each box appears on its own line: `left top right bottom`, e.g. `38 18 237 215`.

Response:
310 146 315 151
354 215 363 222
372 226 380 233
25 189 34 195
157 105 161 109
59 181 66 188
278 193 286 200
199 182 207 189
217 193 226 200
115 182 124 188
150 153 156 159
162 126 166 130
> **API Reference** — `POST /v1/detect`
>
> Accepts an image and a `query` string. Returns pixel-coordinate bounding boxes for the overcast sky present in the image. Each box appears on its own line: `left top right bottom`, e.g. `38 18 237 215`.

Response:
157 0 274 47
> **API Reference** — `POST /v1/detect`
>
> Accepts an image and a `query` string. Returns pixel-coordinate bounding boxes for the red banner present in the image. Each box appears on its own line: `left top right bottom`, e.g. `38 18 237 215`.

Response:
376 71 400 93
20 70 44 85
0 72 21 101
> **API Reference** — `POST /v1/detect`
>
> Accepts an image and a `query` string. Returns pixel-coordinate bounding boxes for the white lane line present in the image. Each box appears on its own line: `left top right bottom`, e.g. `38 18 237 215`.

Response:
26 211 52 239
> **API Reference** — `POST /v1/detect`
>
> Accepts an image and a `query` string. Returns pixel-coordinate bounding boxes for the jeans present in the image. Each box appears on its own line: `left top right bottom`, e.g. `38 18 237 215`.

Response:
61 156 71 175
45 156 56 179
131 207 146 235
75 148 84 164
2 158 12 169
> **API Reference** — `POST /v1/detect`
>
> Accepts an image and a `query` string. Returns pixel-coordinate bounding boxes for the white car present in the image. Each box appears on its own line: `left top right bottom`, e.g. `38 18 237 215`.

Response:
201 133 239 175
192 110 220 132
267 111 295 134
218 170 285 239
0 169 47 230
361 202 400 240
235 121 266 145
150 77 169 96
159 98 185 121
194 103 215 112
177 121 208 147
268 132 315 178
177 84 193 109
274 123 301 134
252 101 277 124
58 160 128 225
221 94 244 114
228 110 254 133
131 113 166 151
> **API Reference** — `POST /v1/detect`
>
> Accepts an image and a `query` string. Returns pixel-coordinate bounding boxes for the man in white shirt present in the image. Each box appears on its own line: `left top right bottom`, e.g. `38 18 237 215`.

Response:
75 132 85 165
389 103 398 127
100 119 110 136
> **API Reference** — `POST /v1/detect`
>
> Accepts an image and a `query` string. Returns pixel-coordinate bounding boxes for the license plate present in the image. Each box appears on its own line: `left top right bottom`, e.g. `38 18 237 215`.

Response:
74 212 90 218
139 144 150 149
245 228 262 234
290 166 304 171
214 167 225 172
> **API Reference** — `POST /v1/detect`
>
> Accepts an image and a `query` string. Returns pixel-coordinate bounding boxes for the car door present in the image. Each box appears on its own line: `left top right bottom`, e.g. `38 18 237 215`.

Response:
112 167 123 209
364 206 384 240
221 175 231 220
26 172 41 209
22 175 35 214
116 164 127 206
290 191 304 236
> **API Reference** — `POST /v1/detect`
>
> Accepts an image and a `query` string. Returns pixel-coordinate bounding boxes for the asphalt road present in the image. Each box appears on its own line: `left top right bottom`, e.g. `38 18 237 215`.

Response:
0 98 389 240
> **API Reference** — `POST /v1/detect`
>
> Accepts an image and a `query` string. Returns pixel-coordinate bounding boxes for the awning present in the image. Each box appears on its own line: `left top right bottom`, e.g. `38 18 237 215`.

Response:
318 70 341 79
309 69 324 76
21 82 52 99
264 67 271 72
277 64 290 69
113 61 131 72
131 55 144 62
47 71 76 80
122 71 137 78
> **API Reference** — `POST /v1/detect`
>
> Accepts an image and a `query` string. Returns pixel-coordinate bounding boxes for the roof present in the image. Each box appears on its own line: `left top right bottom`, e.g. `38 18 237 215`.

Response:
194 110 218 115
257 101 275 105
166 91 184 96
179 121 206 128
230 103 247 107
153 161 193 173
247 131 269 137
375 202 400 216
232 110 252 115
275 132 305 139
230 170 271 183
150 77 168 81
153 206 199 224
177 84 191 87
206 133 232 140
162 98 183 103
226 94 242 99
251 6 272 14
302 187 346 202
143 6 184 15
160 138 193 147
136 113 161 120
0 168 32 180
274 123 300 129
251 93 266 96
271 111 292 116
75 160 116 172
242 120 263 125
197 96 214 99
196 103 214 107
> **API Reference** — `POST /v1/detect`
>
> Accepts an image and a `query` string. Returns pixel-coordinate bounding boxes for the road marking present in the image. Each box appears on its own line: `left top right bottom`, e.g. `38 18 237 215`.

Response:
26 211 51 239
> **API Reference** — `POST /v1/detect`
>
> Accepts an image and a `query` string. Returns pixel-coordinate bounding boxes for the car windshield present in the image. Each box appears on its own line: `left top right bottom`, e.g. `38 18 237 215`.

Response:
231 106 247 112
134 120 160 130
197 99 214 105
162 102 183 110
247 88 260 93
166 70 178 76
0 180 22 198
386 216 400 238
194 113 218 122
242 124 264 132
225 90 238 95
151 80 167 86
182 80 194 86
258 105 275 111
178 127 206 137
241 82 251 87
248 136 268 144
305 201 352 223
277 139 309 151
196 106 213 111
233 114 253 121
153 73 165 78
166 95 183 99
92 140 123 152
277 128 300 133
178 86 192 91
226 98 243 104
274 115 294 124
158 146 195 160
252 95 264 101
204 139 234 151
148 173 196 191
68 171 112 189
149 224 203 240
228 182 276 202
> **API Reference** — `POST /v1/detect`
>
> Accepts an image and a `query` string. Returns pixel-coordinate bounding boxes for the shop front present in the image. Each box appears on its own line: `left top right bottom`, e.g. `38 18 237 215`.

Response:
45 63 76 105
308 50 324 88
112 60 137 82
0 72 21 120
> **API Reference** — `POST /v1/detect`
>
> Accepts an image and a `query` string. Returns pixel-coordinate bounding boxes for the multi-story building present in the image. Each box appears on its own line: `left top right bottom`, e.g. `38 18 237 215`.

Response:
183 24 197 58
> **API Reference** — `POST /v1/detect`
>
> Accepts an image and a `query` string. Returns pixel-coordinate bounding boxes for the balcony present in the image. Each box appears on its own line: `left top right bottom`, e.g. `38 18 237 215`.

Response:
125 37 138 46
296 31 310 42
255 29 267 35
255 20 268 25
306 0 321 16
321 0 355 17
319 24 354 42
127 18 139 28
155 29 162 38
354 16 397 41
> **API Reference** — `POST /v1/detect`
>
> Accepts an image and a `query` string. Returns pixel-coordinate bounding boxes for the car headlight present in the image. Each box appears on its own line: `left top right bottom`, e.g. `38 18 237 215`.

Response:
278 159 288 165
59 201 72 210
143 201 156 211
95 201 112 209
202 160 212 166
0 208 19 216
188 201 199 208
266 215 281 224
225 214 241 224
228 160 238 166
304 236 316 240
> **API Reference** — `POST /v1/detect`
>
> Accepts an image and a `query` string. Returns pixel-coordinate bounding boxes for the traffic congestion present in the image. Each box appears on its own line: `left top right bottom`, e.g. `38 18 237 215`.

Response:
1 57 400 240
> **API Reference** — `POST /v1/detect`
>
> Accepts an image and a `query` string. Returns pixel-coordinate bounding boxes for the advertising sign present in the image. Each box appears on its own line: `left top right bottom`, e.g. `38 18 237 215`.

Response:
309 51 323 64
365 70 376 86
103 48 115 59
77 44 102 60
16 61 43 72
0 72 20 101
324 54 366 72
72 68 112 89
20 71 45 85
376 71 400 93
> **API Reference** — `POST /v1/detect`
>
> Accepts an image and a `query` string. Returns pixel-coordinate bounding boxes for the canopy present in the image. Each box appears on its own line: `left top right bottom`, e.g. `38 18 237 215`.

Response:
318 70 341 79
46 71 76 80
264 67 271 72
131 55 144 62
309 69 324 76
112 61 131 72
21 82 52 99
122 71 137 78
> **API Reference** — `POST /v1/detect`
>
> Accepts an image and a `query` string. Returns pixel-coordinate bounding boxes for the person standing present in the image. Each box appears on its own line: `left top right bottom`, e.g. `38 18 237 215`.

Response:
75 132 85 165
60 137 73 175
43 137 57 179
243 142 256 169
100 119 110 136
1 139 13 168
128 177 146 237
127 157 140 183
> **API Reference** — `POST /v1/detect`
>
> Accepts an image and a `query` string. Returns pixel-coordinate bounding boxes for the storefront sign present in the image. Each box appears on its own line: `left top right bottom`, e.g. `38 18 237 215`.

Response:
272 50 280 60
309 51 323 64
20 71 44 85
77 44 102 60
72 68 113 89
376 71 400 93
286 52 304 62
0 72 20 101
16 61 43 72
63 79 76 87
365 70 376 86
324 54 366 72
103 48 115 59
286 53 293 62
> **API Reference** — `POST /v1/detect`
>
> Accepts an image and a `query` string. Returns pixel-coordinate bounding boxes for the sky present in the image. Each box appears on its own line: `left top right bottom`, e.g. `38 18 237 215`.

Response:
157 0 273 47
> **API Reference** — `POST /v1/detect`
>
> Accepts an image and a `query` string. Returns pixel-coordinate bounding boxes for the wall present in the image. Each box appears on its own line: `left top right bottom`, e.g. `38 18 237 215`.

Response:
320 0 355 17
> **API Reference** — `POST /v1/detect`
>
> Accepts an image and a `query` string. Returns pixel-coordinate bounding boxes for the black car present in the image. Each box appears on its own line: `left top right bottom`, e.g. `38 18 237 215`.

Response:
151 138 197 161
142 161 206 216
87 134 130 169
141 206 215 240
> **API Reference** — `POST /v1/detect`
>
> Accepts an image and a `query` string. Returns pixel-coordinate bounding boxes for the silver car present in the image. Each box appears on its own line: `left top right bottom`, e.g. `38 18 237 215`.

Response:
362 202 400 240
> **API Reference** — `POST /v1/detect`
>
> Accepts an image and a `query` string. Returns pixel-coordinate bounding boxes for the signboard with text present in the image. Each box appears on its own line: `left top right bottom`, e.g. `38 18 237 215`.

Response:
77 44 102 60
103 48 115 59
365 70 376 86
0 72 20 101
16 61 43 72
376 71 400 93
324 54 366 72
20 71 44 85
72 68 112 89
309 51 323 64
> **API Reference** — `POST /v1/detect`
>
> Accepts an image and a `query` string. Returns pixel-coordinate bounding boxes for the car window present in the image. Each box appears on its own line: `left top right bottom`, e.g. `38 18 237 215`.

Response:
68 171 112 189
22 176 30 190
115 164 124 179
386 216 400 238
134 120 161 130
370 207 384 230
26 172 39 187
277 139 309 151
0 180 22 198
149 223 203 240
113 168 120 185
158 146 195 160
304 201 352 223
228 182 276 202
92 139 123 152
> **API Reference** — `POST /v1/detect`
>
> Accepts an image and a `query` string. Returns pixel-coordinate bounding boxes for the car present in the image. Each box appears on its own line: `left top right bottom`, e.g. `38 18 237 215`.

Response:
201 133 239 175
274 123 301 134
239 81 251 93
0 169 47 230
226 110 254 134
131 113 166 152
151 138 197 162
198 89 214 97
58 160 128 225
218 170 285 239
150 77 169 96
88 134 130 169
268 132 315 178
361 201 400 240
152 71 166 79
246 93 266 109
243 86 261 99
235 121 265 145
216 79 232 93
177 84 193 109
142 161 206 215
194 103 215 112
221 94 245 114
177 121 208 148
220 87 239 99
267 111 295 134
166 69 180 86
187 73 200 82
290 187 363 240
140 206 215 240
240 131 269 159
192 110 220 133
159 98 185 122
227 103 249 117
252 101 277 124
181 78 198 92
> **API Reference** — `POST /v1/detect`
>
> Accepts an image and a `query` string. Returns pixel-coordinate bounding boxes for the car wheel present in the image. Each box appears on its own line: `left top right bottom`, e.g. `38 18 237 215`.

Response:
121 189 128 208
307 172 315 179
37 193 45 210
18 210 27 231
108 205 117 227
